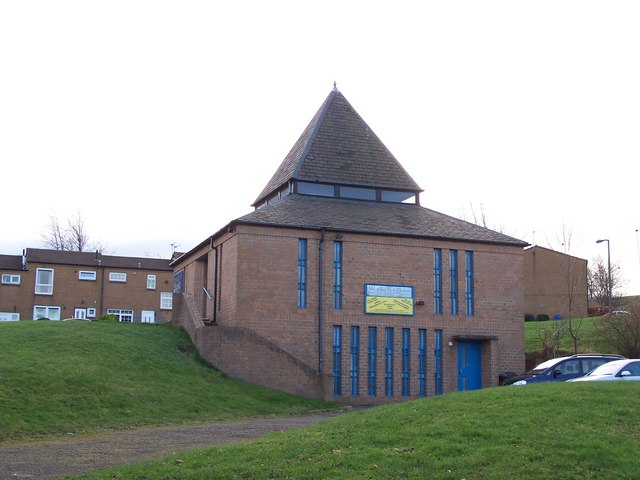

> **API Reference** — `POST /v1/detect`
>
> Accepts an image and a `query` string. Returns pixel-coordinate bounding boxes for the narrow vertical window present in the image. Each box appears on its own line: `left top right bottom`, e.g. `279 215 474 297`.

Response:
450 250 458 315
435 329 443 395
385 327 394 397
367 327 377 397
333 241 343 310
297 239 307 308
434 249 442 315
402 328 411 397
465 250 474 316
147 274 157 290
350 326 359 396
418 329 427 397
35 268 54 295
332 325 342 396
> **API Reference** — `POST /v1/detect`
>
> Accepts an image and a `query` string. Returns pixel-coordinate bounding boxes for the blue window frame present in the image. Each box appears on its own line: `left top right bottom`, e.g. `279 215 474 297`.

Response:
297 239 307 308
435 329 443 396
434 249 442 315
333 241 343 310
350 326 360 396
450 249 459 316
368 327 377 397
402 328 411 397
385 327 394 397
465 251 474 316
333 325 342 396
418 329 427 397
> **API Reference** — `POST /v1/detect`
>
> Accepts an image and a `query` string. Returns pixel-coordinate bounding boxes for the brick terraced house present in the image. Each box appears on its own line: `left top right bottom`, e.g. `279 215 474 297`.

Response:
171 87 529 403
0 248 173 323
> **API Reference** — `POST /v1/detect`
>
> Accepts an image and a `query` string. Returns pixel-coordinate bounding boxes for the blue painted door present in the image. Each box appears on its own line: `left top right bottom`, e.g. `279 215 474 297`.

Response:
457 341 482 391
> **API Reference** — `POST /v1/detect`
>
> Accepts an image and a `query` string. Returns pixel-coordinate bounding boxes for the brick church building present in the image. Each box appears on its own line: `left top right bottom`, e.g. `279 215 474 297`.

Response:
171 87 527 404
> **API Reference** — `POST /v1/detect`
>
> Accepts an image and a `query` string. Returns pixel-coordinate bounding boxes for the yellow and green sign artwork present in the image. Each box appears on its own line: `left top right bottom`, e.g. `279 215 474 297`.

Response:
364 284 414 316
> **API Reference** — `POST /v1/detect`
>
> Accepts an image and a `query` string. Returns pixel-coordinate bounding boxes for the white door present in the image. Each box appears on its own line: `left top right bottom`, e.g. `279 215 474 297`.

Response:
74 308 87 319
141 310 155 323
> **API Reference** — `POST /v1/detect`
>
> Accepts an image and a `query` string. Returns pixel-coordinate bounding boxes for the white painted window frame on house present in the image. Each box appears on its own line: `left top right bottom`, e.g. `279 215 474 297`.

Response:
33 305 61 320
108 272 127 283
107 308 134 322
35 268 54 295
160 292 173 310
0 312 20 321
141 310 155 323
1 273 21 285
147 274 156 290
78 270 97 281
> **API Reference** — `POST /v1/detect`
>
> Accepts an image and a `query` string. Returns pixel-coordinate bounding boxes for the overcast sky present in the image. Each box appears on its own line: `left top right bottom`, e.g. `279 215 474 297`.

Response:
2 1 639 294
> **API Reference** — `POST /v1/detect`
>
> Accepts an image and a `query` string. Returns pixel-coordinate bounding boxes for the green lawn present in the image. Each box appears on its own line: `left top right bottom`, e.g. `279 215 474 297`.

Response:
525 317 601 355
72 382 640 480
0 321 335 442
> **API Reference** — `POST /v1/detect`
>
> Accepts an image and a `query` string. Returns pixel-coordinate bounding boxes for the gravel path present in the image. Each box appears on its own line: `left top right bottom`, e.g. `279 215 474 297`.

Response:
0 412 343 479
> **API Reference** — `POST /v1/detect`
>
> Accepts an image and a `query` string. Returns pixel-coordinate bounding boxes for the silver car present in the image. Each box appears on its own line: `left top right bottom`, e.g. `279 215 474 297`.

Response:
569 359 640 382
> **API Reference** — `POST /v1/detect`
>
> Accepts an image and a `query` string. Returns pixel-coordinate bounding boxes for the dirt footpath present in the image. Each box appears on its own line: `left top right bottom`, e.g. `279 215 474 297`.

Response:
0 412 343 479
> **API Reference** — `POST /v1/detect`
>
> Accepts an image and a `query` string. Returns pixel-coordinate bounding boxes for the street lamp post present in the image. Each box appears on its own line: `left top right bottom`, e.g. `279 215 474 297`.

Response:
596 239 612 312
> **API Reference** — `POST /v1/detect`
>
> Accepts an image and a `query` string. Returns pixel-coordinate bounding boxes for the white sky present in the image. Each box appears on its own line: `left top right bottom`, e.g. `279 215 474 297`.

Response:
2 1 639 294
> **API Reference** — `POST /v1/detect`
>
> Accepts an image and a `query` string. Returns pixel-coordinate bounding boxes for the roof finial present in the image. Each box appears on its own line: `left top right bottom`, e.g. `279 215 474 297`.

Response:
333 81 339 92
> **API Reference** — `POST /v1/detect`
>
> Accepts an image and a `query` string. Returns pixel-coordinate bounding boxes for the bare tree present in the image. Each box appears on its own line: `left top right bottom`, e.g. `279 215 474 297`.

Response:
588 256 623 310
594 303 640 357
41 212 107 253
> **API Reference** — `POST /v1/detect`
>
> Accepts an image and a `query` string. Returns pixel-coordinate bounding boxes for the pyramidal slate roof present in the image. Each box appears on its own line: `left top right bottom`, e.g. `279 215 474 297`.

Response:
253 87 422 206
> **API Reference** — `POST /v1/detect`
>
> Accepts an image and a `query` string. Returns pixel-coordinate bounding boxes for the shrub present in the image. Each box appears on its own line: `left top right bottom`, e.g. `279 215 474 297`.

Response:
98 314 118 323
536 314 550 322
593 303 640 357
524 313 535 322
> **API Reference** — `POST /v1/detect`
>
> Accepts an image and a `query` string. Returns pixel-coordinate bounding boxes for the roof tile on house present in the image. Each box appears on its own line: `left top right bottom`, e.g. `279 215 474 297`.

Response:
238 194 527 246
0 254 24 271
24 248 172 271
253 88 421 206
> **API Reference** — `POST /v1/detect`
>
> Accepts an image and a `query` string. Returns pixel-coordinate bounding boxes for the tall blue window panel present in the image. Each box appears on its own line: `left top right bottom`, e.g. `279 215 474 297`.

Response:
367 327 377 397
385 327 394 397
350 326 360 396
401 328 411 397
297 239 307 308
465 250 474 316
450 249 459 316
333 241 343 310
332 325 342 396
434 248 443 315
435 329 443 396
418 329 427 397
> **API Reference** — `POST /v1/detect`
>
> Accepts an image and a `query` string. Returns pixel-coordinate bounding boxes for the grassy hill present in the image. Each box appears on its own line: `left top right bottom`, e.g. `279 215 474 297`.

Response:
74 382 640 480
0 321 334 442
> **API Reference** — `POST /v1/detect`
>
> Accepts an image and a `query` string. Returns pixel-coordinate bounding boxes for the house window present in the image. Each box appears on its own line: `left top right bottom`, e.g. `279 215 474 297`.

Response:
78 270 97 281
339 186 376 201
434 249 442 315
297 182 335 198
297 239 307 308
0 312 20 321
333 241 343 310
465 251 474 316
332 325 342 396
418 329 427 397
107 309 134 322
109 272 127 283
160 292 173 310
33 305 61 320
402 328 411 397
147 274 156 290
435 329 443 395
35 268 54 295
450 250 458 316
385 327 394 397
1 274 21 285
87 308 96 318
350 326 360 397
367 326 377 397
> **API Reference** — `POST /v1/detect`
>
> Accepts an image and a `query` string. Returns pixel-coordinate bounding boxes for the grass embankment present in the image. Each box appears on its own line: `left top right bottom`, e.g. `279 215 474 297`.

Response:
525 317 602 355
73 382 640 480
0 321 334 442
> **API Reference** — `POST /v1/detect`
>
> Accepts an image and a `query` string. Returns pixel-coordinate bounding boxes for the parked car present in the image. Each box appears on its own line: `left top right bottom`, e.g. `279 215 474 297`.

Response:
568 359 640 382
501 354 625 386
